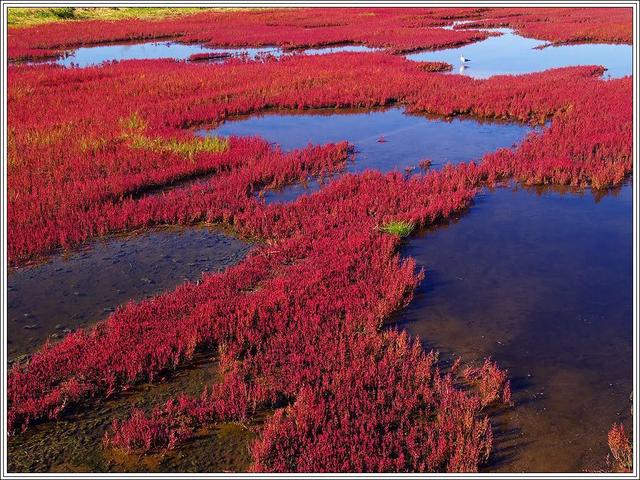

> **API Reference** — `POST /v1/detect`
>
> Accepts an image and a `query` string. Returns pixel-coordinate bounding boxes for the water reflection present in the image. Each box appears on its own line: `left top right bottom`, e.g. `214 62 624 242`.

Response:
49 41 278 67
25 27 631 78
407 27 632 78
198 107 533 202
394 180 633 472
37 41 379 68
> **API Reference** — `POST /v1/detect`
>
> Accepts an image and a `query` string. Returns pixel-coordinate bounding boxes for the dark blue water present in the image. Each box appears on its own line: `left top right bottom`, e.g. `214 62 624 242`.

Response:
394 181 634 472
198 107 534 202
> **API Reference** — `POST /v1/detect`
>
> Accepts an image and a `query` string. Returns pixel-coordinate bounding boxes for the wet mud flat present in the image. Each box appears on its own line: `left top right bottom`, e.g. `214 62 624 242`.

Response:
7 225 251 361
393 181 633 472
7 354 258 473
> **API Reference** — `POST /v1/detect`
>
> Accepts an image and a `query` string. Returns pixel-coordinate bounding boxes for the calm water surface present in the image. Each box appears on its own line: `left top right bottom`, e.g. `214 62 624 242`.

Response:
393 181 633 472
199 107 534 202
407 27 632 78
42 42 379 67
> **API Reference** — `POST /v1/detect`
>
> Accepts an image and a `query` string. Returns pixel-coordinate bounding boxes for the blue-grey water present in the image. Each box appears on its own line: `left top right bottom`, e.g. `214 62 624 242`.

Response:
53 42 279 67
407 27 632 78
7 226 251 360
394 181 633 472
198 107 534 202
44 42 379 67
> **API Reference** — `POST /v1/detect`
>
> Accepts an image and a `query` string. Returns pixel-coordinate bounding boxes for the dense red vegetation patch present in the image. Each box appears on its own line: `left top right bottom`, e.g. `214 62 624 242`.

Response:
8 53 631 266
6 8 632 474
8 8 493 61
8 7 631 62
457 7 632 46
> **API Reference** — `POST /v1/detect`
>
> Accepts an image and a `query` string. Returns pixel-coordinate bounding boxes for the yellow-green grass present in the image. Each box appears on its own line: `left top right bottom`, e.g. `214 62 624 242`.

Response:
7 7 215 28
129 135 229 159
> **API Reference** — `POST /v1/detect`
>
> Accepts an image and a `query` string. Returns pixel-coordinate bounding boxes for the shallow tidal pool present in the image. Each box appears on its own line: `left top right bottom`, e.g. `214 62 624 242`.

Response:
199 107 535 202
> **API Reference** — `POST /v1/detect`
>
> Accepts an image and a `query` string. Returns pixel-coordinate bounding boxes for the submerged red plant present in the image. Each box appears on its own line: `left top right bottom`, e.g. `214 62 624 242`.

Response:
608 423 633 472
417 61 453 72
188 51 232 62
462 358 512 407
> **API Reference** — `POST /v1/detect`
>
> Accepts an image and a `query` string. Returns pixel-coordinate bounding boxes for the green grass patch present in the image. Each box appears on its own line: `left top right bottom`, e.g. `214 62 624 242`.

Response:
131 135 230 158
378 220 415 237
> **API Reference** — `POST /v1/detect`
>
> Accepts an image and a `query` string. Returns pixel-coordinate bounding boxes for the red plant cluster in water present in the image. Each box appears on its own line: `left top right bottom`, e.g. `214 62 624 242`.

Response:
6 9 633 473
608 423 632 472
188 51 231 62
417 61 453 72
462 358 512 407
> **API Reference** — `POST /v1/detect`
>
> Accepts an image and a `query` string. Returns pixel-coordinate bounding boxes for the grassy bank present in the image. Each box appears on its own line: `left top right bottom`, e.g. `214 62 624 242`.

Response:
7 7 209 27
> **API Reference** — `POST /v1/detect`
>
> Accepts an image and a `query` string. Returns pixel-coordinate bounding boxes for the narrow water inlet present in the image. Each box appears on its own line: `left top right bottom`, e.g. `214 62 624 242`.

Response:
393 181 633 472
31 41 381 68
7 226 252 361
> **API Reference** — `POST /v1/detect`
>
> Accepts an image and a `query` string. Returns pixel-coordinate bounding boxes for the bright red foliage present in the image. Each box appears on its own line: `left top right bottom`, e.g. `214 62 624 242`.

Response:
6 8 493 61
457 7 632 46
8 54 631 266
608 423 633 472
6 8 633 473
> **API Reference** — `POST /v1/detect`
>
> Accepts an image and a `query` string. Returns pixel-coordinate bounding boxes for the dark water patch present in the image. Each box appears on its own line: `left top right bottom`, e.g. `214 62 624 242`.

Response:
7 226 251 361
198 107 533 203
7 353 258 473
408 27 632 78
393 180 633 472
